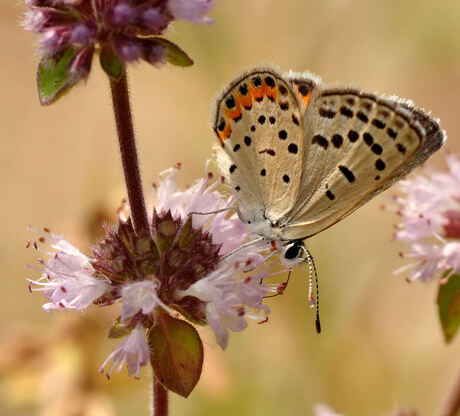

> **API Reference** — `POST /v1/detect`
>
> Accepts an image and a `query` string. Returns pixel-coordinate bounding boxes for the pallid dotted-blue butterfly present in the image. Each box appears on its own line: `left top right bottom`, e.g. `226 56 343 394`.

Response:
212 66 445 331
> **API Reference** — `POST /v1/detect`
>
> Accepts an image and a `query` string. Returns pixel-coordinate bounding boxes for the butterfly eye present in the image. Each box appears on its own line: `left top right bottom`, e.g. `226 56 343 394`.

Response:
282 240 305 263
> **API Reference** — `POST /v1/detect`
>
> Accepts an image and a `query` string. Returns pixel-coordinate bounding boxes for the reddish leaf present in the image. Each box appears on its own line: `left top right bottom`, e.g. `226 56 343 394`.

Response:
149 314 203 397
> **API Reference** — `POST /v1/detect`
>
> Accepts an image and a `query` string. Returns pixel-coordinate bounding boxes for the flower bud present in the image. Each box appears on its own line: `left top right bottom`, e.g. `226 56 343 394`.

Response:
70 21 97 45
141 7 171 32
113 34 141 62
108 2 136 26
69 46 94 82
39 26 70 56
141 40 166 66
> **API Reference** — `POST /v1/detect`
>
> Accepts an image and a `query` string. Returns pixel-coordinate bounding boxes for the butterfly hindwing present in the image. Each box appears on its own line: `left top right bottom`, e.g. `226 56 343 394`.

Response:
281 89 445 240
213 68 305 222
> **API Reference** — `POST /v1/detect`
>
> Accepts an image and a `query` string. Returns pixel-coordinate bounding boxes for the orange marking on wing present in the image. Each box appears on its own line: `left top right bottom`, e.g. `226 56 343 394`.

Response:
219 122 232 140
225 106 242 121
250 84 265 101
295 82 312 105
237 90 253 108
301 91 312 105
265 84 277 102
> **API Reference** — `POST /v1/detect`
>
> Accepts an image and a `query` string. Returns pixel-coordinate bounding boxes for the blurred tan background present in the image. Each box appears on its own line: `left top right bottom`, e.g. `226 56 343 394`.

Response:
2 0 460 415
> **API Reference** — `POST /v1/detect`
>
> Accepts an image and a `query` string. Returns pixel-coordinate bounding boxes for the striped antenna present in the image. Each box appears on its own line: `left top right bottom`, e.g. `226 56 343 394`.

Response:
302 246 321 334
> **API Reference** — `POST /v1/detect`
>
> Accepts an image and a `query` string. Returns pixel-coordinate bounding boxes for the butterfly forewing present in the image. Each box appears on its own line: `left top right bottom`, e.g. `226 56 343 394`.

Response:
213 69 305 222
282 90 445 240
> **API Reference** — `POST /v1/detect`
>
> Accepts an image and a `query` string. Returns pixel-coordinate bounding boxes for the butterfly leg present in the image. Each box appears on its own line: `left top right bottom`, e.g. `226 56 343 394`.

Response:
263 269 292 298
220 236 266 261
188 205 244 218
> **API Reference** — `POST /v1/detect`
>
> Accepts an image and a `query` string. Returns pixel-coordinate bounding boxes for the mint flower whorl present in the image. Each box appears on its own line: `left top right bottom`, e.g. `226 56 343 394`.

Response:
28 166 280 380
392 155 460 282
23 0 213 103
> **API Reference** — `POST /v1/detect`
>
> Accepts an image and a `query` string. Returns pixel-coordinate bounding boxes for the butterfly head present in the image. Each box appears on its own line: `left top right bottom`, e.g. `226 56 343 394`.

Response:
280 239 306 267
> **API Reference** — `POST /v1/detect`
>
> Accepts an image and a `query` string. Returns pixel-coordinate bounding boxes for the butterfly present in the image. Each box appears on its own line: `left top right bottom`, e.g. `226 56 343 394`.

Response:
212 66 445 265
211 66 445 333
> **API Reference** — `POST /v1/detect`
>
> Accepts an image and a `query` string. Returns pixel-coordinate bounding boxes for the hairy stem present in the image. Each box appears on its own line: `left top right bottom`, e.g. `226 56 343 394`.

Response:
109 70 149 236
439 368 460 416
153 372 168 416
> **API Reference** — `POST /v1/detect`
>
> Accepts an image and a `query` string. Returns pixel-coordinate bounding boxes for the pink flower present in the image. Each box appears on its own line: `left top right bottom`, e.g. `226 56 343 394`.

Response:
168 0 214 24
121 280 174 322
99 324 150 379
177 261 278 349
27 228 110 311
153 165 249 256
392 155 460 282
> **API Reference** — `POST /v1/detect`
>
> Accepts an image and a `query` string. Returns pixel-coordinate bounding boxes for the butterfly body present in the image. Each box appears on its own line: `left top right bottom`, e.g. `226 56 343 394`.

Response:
213 66 445 254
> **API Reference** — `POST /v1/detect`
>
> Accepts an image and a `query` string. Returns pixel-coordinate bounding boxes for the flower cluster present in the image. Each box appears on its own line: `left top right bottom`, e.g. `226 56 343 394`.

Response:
28 166 279 380
391 154 460 282
23 0 213 102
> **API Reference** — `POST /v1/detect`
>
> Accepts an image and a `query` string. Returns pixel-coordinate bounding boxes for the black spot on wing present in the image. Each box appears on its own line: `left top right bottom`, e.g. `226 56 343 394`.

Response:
340 106 353 118
259 149 276 156
265 76 275 87
298 84 310 96
280 101 289 110
348 130 359 142
252 76 262 87
279 85 288 95
357 111 369 123
326 190 335 200
319 108 336 118
225 96 235 109
239 84 248 96
396 143 406 154
363 132 373 146
375 159 386 171
338 165 355 183
331 134 343 148
312 135 329 149
372 119 386 129
387 128 398 139
371 143 383 155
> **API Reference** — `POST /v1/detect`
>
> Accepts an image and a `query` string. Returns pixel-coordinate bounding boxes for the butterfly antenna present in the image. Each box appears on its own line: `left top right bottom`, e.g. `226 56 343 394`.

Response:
302 246 321 334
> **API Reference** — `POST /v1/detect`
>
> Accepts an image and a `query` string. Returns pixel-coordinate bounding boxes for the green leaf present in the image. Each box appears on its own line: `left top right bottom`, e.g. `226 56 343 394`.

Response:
153 38 194 67
37 47 78 105
149 314 203 397
100 43 123 80
437 273 460 343
108 317 132 339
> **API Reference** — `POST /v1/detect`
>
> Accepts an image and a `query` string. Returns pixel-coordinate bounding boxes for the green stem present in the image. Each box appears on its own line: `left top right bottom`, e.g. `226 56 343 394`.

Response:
109 70 150 236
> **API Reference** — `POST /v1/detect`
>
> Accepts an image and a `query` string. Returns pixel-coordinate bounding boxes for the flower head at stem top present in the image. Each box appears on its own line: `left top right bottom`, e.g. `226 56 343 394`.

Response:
27 165 284 388
23 0 213 103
